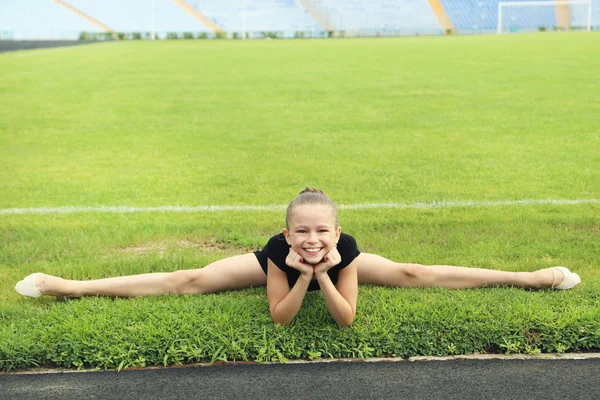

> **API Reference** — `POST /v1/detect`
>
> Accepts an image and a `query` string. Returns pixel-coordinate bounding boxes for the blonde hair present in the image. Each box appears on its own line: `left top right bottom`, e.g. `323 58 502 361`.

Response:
286 188 338 229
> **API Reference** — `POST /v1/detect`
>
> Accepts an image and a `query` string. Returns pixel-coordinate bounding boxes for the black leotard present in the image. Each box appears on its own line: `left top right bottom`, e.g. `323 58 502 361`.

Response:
254 232 360 291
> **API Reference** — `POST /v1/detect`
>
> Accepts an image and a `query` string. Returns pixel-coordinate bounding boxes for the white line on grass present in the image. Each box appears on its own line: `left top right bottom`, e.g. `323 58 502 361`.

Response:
1 199 598 215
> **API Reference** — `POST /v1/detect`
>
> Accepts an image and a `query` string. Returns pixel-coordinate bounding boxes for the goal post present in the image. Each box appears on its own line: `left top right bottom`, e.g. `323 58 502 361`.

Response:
497 0 593 34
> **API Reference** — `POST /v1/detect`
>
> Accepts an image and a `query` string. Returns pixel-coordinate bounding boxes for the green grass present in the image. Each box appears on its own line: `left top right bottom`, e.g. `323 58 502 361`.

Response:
1 34 599 372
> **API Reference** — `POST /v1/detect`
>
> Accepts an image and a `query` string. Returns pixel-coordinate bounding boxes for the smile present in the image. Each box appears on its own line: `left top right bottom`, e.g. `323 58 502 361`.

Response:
304 248 322 254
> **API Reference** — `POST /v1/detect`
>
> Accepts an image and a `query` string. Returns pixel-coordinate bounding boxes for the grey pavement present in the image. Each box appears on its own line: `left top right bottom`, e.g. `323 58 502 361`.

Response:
2 358 600 400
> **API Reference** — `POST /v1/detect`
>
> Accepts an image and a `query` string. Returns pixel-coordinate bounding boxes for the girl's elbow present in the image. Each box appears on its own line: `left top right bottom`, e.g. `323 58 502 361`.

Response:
270 311 292 326
271 316 291 325
337 313 355 327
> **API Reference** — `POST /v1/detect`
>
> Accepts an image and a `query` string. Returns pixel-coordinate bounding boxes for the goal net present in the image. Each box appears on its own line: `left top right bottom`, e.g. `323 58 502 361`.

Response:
497 0 592 34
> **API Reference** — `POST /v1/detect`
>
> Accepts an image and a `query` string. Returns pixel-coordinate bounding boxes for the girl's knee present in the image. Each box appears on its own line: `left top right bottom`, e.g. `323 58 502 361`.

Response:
170 270 204 295
400 263 432 285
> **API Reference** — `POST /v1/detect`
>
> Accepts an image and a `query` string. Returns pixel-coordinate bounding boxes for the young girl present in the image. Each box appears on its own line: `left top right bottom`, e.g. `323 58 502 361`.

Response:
15 188 581 326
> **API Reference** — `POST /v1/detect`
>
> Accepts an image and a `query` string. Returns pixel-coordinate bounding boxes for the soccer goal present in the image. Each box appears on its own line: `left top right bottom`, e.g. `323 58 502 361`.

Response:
497 0 593 34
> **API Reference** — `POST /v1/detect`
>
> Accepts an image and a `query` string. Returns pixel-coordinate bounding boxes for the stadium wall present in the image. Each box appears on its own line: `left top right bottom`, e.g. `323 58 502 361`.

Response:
0 40 95 53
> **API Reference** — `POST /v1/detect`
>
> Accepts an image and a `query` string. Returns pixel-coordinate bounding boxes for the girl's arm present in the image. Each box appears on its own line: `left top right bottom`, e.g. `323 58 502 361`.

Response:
267 258 311 325
316 259 358 327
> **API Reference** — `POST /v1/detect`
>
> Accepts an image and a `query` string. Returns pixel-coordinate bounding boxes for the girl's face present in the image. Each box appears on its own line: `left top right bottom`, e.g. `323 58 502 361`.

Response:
283 204 341 265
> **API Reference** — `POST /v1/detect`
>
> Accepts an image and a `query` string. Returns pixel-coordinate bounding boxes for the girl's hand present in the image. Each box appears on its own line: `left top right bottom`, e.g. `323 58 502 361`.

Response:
285 248 314 277
314 247 341 277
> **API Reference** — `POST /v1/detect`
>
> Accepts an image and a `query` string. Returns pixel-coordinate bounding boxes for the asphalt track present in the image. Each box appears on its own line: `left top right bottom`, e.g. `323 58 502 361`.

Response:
2 357 600 400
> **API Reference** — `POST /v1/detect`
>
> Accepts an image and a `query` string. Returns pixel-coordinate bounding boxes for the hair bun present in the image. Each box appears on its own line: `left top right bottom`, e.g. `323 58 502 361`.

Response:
287 188 338 229
298 187 324 195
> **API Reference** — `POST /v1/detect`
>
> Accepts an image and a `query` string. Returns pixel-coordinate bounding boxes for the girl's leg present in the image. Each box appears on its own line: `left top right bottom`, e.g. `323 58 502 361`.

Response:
356 253 561 289
30 253 266 298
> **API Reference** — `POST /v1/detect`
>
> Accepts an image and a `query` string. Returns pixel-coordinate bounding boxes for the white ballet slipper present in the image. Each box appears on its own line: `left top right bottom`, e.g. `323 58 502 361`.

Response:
551 267 581 290
15 273 46 298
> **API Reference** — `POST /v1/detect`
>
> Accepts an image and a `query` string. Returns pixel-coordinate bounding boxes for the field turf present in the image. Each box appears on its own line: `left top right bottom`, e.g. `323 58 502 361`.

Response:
0 33 599 371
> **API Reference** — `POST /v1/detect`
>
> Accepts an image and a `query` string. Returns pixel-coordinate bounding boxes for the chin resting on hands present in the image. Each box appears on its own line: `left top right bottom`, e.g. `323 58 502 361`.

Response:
314 247 342 276
285 248 314 276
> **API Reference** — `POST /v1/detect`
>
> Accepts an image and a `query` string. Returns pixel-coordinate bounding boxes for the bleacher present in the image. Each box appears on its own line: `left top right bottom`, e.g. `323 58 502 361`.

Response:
66 0 213 34
0 0 211 39
443 0 599 33
191 0 320 36
441 0 554 32
0 0 322 39
313 0 442 35
0 0 598 40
